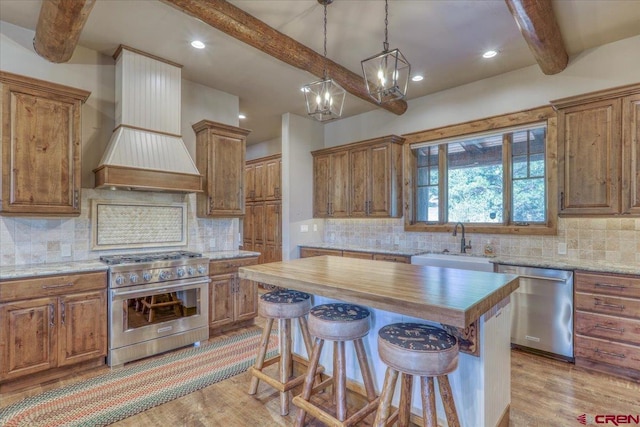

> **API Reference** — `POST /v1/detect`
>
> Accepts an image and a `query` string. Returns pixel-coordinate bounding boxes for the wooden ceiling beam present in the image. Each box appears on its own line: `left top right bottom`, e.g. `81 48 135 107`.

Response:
160 0 408 116
33 0 96 63
505 0 568 75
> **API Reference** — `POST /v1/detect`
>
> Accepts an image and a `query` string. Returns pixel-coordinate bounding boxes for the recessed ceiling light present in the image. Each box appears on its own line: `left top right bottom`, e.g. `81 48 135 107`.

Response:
411 75 424 82
482 50 498 59
238 114 246 119
191 40 205 49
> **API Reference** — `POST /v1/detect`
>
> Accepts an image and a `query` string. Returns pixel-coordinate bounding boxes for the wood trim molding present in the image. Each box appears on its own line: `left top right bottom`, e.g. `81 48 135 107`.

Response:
246 153 281 165
113 45 184 68
505 0 568 75
192 119 251 138
551 82 640 110
0 71 91 102
33 0 96 63
160 0 407 116
93 164 203 193
402 106 555 145
311 135 405 156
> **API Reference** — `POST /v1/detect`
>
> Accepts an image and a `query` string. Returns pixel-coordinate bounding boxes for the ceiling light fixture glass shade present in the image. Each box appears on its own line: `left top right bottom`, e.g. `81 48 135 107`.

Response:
303 0 345 122
361 0 410 104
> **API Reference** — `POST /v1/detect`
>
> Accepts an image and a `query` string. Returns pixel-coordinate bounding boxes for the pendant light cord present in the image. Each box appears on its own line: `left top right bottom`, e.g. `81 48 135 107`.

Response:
383 0 389 52
323 1 328 79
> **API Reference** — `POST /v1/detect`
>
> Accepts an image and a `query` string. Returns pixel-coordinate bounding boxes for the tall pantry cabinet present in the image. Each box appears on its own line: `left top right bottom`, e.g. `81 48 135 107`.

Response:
243 154 282 264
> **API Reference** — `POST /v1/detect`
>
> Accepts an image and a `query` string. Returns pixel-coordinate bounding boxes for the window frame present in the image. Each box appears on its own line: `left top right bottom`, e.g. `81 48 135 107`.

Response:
403 106 558 235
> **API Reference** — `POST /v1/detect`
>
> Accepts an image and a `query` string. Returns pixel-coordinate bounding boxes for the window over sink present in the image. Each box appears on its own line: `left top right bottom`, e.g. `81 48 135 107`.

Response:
404 106 557 235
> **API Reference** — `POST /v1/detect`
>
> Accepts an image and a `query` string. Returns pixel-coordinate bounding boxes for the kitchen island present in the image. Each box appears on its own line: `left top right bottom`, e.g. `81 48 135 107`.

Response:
239 256 519 426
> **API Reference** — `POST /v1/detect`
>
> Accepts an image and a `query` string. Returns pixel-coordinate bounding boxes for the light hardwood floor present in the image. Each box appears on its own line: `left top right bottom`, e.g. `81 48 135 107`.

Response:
2 327 639 426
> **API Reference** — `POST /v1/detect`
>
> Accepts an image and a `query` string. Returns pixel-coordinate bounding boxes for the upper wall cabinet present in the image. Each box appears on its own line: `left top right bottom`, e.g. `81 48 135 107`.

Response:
0 72 90 216
553 83 640 216
193 120 250 218
312 135 404 219
245 154 280 202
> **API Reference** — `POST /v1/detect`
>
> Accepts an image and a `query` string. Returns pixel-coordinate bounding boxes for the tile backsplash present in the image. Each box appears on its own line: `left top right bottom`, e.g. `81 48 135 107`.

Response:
325 217 640 264
0 189 238 267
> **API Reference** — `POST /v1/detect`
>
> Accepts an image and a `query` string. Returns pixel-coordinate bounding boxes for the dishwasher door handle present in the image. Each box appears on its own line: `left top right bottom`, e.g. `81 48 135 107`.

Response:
517 274 570 283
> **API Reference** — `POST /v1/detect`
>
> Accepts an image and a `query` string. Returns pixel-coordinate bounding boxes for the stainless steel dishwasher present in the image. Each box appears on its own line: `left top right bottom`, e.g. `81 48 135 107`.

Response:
495 264 574 360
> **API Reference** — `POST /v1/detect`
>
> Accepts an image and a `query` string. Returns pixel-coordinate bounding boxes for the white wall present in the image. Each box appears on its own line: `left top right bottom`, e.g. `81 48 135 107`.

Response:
324 35 640 147
281 113 324 260
246 137 282 161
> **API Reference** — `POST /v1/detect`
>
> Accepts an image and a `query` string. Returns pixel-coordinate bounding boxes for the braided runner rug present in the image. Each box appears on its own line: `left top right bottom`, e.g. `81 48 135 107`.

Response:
0 327 278 427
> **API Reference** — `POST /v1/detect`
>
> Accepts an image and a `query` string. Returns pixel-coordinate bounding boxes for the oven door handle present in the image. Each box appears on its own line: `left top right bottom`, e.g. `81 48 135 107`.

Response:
111 278 210 298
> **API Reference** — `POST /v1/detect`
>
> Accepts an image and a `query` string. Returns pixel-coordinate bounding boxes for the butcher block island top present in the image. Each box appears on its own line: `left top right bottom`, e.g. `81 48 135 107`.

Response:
238 255 519 328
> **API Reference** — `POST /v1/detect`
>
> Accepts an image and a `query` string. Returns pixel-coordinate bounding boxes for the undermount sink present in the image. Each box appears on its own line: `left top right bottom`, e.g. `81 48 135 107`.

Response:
410 253 494 272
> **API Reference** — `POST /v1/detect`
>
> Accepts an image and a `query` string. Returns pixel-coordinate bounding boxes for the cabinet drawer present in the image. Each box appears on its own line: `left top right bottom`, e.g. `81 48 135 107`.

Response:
0 272 107 302
575 311 640 345
373 254 411 263
342 251 373 260
300 248 342 258
575 292 640 319
575 272 640 298
209 257 258 276
575 334 640 371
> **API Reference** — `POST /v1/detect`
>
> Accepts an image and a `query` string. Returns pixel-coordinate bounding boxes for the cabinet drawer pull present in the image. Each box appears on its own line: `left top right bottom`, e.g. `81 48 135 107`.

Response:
594 283 626 290
594 324 625 333
594 300 625 310
595 349 625 359
42 282 74 289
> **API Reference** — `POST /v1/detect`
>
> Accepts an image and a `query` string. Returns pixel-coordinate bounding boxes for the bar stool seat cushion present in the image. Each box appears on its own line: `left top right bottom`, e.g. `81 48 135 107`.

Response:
309 303 371 341
259 289 312 319
378 323 459 376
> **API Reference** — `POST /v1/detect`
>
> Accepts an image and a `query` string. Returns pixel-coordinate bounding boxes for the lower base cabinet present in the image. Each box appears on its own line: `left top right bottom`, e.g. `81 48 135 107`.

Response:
300 247 411 264
209 256 259 332
574 271 640 381
0 272 107 387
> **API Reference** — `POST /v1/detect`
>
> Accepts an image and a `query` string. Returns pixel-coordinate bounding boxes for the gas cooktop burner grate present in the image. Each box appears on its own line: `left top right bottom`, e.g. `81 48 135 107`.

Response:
100 251 203 265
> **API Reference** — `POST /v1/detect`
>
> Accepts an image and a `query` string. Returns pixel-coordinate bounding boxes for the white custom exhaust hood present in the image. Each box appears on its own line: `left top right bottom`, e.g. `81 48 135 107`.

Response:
93 46 202 193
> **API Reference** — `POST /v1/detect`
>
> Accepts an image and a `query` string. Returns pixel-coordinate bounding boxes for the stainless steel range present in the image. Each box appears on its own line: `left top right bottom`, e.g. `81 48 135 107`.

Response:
100 251 210 367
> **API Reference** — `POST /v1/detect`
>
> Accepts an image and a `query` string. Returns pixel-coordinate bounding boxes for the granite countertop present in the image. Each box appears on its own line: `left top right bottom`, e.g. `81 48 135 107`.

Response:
0 260 109 281
299 242 426 257
0 250 262 281
491 256 640 276
202 250 261 260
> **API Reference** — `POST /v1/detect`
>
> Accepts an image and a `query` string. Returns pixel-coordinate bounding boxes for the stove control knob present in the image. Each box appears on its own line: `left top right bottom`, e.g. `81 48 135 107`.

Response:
114 275 125 286
143 272 152 281
176 268 185 278
197 265 206 274
159 270 171 280
129 273 139 283
187 267 195 276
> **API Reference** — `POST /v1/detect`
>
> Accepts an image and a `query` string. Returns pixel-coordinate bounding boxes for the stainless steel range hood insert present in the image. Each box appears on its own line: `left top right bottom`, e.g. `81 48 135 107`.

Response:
93 46 202 193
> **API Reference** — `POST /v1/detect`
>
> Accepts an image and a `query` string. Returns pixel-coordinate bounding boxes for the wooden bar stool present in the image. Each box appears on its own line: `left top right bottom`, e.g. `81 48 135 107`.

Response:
373 323 460 427
248 289 320 416
293 303 379 427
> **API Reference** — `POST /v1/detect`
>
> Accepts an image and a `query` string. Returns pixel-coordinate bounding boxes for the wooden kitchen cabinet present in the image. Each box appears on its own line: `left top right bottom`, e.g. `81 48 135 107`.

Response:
244 155 282 264
349 136 403 217
574 271 640 381
245 161 265 202
312 135 404 218
208 256 259 333
622 92 640 214
0 71 90 216
264 156 281 200
194 120 250 218
553 83 640 216
313 151 350 217
0 271 107 388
